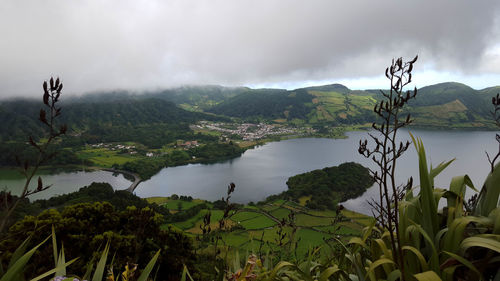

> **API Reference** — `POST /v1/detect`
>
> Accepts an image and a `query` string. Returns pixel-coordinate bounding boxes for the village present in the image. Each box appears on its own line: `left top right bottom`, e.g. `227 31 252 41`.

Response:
88 139 202 158
88 143 157 157
193 121 308 141
84 122 316 162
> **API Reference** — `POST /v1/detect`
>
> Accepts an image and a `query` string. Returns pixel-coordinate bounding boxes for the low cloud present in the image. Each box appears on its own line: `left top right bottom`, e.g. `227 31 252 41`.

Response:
1 0 499 97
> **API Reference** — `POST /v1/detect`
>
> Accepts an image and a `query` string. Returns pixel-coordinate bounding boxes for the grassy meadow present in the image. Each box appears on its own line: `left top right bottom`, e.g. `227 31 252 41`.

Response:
146 196 374 259
75 145 147 168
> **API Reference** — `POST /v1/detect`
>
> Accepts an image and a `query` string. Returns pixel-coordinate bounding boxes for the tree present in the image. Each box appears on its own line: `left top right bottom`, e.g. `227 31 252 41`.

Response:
1 202 197 280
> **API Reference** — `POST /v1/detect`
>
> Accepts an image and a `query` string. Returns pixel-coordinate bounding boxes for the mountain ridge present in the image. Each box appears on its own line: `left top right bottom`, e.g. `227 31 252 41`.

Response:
1 81 498 138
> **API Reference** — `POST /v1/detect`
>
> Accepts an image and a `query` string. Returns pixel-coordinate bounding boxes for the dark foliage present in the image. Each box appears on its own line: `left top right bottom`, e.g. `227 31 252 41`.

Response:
208 89 313 120
2 182 170 231
148 85 249 110
189 143 245 163
486 93 500 172
270 162 374 210
117 143 244 180
32 182 170 216
120 157 168 180
1 202 196 281
167 203 208 223
0 141 91 166
0 98 226 143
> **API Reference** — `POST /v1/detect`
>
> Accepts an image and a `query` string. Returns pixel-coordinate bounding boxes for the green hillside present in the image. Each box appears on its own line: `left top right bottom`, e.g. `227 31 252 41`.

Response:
153 196 374 259
147 85 249 111
207 89 313 120
1 81 498 145
0 98 226 142
205 82 498 128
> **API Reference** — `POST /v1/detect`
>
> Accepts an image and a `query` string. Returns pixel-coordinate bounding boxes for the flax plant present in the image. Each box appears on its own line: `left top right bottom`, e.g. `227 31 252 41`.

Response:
358 56 418 275
0 78 67 233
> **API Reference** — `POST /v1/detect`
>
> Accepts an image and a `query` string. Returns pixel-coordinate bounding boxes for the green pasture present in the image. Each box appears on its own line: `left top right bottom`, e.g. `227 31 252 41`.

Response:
162 196 372 259
296 214 334 227
154 193 372 260
238 214 276 230
269 208 292 220
76 147 143 167
173 209 224 230
230 211 261 222
163 199 206 211
146 197 208 210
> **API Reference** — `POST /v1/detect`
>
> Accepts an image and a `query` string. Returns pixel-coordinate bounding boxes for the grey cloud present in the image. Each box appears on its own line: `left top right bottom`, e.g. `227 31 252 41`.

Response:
1 0 499 97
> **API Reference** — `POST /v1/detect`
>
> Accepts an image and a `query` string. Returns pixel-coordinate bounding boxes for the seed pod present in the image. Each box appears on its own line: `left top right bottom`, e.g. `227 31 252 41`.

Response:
37 176 43 191
39 109 47 124
60 124 67 134
43 92 49 105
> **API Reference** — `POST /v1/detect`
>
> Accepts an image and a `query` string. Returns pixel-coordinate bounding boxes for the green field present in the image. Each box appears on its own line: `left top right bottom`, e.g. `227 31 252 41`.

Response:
164 199 206 211
231 211 261 222
76 147 144 167
269 208 292 220
163 197 372 259
239 214 277 230
173 209 224 230
146 197 209 211
295 214 334 227
306 90 377 123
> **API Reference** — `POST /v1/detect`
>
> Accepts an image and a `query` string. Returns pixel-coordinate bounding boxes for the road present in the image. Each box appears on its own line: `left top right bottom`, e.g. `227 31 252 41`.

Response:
101 168 142 192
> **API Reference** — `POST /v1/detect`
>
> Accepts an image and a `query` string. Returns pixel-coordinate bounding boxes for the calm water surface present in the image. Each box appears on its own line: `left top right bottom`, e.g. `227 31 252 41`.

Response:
0 170 132 201
135 129 498 214
1 130 497 214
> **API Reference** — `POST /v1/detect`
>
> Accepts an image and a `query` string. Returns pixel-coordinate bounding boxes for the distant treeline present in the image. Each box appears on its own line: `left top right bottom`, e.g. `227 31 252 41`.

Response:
0 98 227 142
119 142 244 180
208 89 313 120
4 182 169 224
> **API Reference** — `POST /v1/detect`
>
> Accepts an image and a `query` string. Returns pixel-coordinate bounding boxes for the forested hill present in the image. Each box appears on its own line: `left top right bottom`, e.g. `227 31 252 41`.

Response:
266 162 374 210
147 85 250 111
0 98 226 141
1 81 498 139
75 85 250 111
403 82 493 128
207 89 313 120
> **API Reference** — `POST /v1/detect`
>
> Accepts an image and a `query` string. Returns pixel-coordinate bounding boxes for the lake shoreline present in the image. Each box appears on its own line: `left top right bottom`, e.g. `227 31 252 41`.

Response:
0 126 364 180
2 129 497 215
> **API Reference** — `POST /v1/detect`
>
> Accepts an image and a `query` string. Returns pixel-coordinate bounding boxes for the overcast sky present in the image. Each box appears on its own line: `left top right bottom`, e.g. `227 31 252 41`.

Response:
1 0 500 97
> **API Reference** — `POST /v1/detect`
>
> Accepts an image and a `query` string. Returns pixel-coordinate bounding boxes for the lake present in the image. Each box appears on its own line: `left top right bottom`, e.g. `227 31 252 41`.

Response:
1 129 497 214
0 170 132 201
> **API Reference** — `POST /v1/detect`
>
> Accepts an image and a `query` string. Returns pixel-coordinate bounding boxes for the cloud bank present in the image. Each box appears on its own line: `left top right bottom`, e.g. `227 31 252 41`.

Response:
1 0 500 97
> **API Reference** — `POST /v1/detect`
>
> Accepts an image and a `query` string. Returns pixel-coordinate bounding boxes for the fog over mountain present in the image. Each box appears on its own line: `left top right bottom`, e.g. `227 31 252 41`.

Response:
1 0 500 97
